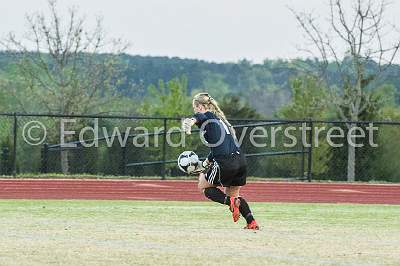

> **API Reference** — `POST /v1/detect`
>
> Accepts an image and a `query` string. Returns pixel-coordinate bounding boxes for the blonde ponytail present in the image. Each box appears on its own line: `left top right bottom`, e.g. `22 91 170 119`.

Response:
193 93 237 140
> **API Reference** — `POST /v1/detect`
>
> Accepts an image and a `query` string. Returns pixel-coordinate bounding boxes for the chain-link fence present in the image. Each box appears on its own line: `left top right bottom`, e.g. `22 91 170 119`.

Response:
0 113 399 182
310 121 400 182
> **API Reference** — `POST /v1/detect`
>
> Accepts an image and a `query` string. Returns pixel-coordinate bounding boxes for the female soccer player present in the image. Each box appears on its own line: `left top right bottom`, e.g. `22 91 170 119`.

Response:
182 92 259 230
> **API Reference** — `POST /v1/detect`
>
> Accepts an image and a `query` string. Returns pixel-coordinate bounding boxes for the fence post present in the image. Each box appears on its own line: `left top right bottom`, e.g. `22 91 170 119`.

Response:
307 119 313 182
1 147 9 175
161 118 167 180
301 123 305 179
120 132 127 176
12 113 18 177
41 143 49 173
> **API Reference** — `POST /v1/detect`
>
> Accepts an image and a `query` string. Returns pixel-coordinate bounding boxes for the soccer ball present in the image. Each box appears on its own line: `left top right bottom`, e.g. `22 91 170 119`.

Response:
177 151 200 174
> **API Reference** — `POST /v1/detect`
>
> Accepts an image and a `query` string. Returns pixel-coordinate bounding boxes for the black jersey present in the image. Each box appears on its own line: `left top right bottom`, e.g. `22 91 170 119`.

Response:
193 111 240 161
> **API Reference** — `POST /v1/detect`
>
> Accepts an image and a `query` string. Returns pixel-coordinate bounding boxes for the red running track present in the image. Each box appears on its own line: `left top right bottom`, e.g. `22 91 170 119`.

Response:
0 179 400 204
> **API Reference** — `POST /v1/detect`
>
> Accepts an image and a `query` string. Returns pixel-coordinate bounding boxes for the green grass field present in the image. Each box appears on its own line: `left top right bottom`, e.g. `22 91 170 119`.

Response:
0 200 399 266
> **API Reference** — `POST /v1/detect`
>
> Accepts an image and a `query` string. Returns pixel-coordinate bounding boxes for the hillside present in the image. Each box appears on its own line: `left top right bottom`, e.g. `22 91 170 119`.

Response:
1 52 400 116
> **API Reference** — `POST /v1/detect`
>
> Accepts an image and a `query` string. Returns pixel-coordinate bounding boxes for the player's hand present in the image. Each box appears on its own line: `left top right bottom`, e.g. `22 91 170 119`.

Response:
191 159 211 175
181 118 193 135
201 159 211 169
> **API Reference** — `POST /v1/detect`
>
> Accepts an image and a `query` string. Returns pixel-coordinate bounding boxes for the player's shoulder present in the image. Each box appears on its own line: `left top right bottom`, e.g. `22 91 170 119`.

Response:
204 111 216 119
193 111 215 119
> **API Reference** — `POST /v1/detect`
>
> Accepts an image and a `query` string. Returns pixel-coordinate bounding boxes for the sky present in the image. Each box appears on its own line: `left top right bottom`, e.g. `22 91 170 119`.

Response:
1 0 400 64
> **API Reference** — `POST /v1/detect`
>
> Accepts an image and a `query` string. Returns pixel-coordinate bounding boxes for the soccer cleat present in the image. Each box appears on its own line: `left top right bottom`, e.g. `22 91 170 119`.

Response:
244 220 260 230
229 197 241 223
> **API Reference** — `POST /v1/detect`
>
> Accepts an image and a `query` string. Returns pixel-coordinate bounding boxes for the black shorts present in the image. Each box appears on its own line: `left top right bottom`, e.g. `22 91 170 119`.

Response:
205 151 247 187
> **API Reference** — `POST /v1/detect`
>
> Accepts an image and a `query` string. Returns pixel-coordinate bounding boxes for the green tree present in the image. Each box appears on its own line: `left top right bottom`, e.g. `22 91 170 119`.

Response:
0 64 42 113
198 72 230 99
360 85 400 182
140 76 192 118
219 95 263 120
278 75 333 178
1 0 128 174
278 76 330 119
2 0 128 115
134 76 192 176
292 0 400 181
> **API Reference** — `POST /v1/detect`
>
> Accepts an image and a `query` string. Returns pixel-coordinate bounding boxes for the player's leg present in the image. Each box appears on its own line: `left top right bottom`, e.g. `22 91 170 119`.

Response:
225 186 241 222
225 186 258 229
197 172 216 191
198 172 230 206
235 154 260 229
225 186 240 197
238 196 258 229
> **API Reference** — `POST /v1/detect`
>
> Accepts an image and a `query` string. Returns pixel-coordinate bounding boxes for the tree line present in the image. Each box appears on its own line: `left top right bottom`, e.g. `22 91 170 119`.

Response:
1 0 400 182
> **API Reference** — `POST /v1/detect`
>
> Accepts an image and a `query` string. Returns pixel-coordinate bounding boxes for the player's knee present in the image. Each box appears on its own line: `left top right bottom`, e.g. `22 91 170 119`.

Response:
197 174 207 192
197 182 206 192
203 187 213 198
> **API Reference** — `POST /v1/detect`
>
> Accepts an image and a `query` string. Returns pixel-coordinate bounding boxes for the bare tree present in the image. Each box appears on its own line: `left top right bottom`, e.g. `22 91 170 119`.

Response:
1 0 129 174
291 0 400 181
